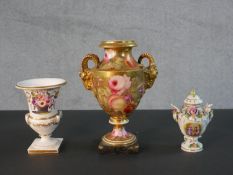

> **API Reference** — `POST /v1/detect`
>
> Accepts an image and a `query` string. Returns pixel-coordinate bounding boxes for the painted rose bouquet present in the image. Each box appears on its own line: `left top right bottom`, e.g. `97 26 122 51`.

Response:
31 91 54 112
108 75 137 114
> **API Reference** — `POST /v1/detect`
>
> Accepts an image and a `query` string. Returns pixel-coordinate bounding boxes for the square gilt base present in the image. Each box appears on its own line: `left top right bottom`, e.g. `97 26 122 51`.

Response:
27 138 63 155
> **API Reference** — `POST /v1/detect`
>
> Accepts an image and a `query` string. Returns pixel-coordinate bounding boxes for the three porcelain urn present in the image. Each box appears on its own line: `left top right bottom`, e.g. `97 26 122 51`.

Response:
14 40 216 155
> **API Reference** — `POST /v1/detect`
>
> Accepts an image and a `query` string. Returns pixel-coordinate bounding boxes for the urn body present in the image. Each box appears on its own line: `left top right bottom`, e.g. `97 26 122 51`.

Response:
80 40 158 153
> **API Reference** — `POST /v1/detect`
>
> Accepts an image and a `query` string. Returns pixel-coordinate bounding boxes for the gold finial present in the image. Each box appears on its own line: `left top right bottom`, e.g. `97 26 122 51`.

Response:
190 89 196 97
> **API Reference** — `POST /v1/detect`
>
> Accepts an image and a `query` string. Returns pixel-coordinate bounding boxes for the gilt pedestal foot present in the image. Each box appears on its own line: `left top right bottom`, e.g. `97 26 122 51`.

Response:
98 132 139 154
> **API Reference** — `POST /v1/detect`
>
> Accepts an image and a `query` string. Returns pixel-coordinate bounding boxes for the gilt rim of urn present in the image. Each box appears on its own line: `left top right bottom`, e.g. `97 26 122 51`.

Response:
99 40 137 48
16 78 67 90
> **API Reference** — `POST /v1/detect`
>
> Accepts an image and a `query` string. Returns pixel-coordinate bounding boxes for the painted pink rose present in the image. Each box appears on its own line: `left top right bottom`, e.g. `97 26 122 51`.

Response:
33 92 54 110
104 49 116 62
187 106 198 116
37 99 47 108
104 53 109 62
108 75 131 95
108 95 127 112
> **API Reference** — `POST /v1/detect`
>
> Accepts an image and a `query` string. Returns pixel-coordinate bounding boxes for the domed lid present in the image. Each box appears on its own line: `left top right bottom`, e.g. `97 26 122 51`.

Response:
184 89 203 105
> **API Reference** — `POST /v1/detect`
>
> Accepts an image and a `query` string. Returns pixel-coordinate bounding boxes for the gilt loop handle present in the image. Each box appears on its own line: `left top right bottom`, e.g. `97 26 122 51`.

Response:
81 54 100 71
138 53 154 67
138 53 158 89
80 54 100 90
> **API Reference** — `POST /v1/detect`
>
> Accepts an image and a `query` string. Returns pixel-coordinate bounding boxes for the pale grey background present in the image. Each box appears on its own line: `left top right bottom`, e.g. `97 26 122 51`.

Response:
0 0 233 110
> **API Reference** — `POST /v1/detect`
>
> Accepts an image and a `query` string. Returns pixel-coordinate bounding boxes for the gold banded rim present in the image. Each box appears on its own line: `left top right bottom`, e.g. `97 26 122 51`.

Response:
16 78 67 90
27 112 58 120
99 40 137 48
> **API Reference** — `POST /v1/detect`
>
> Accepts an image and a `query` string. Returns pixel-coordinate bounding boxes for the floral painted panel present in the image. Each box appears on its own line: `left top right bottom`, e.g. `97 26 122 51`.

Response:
24 88 59 113
93 74 144 117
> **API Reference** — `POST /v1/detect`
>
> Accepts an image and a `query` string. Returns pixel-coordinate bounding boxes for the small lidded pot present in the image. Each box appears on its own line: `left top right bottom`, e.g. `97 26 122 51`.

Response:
171 89 213 152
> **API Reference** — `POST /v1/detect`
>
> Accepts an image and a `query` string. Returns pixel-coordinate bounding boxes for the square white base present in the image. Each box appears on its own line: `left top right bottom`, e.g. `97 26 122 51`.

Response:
27 138 63 155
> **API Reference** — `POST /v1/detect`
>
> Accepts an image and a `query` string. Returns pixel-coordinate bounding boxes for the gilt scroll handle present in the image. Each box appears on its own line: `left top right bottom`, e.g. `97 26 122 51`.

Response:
79 54 100 90
138 53 158 89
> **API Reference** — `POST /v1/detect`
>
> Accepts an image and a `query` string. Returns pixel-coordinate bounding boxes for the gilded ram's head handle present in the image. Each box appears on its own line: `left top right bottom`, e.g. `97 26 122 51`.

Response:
138 53 158 89
79 54 100 90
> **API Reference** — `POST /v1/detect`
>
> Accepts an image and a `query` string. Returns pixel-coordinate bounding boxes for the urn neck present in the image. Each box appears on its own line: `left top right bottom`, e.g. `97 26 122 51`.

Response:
104 47 133 61
98 40 140 70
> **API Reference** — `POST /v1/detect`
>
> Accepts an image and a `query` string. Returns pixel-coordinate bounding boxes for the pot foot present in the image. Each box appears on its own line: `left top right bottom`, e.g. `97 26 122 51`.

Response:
181 136 203 153
27 138 63 155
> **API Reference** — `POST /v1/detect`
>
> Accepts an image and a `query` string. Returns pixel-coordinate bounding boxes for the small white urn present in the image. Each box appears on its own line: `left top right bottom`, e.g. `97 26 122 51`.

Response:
171 89 213 153
16 78 66 155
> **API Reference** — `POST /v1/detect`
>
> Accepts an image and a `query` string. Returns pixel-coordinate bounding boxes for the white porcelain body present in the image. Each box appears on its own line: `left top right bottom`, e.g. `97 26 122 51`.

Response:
16 78 66 154
173 111 212 138
25 112 62 147
172 104 213 152
25 111 61 137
